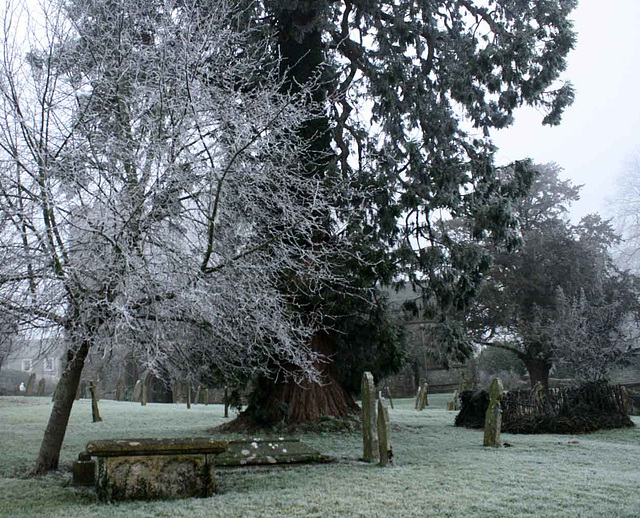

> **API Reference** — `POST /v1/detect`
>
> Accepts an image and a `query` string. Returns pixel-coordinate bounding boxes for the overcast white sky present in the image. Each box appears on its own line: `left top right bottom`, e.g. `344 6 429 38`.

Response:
492 0 640 222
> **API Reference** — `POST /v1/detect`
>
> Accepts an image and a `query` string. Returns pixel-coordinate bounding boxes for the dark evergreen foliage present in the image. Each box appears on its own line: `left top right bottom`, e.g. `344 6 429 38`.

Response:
217 1 578 421
255 0 578 370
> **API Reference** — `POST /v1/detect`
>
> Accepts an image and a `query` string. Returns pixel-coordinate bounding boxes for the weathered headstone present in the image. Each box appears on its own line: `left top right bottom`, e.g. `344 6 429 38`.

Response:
25 373 36 396
447 389 459 411
483 378 504 448
73 451 96 486
36 378 46 397
386 386 394 409
621 386 631 414
131 380 143 403
361 371 378 463
377 398 393 466
141 374 148 406
90 381 102 423
114 377 125 401
416 379 428 410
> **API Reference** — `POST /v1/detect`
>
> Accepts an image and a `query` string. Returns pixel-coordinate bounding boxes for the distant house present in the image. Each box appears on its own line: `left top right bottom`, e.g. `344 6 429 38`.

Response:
4 336 65 384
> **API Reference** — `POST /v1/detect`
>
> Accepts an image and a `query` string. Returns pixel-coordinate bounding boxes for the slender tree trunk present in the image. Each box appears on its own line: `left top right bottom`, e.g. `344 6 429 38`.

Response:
34 339 90 474
524 358 552 391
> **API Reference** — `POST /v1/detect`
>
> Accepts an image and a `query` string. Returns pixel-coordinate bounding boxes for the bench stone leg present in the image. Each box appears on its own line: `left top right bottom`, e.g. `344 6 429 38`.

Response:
96 454 216 501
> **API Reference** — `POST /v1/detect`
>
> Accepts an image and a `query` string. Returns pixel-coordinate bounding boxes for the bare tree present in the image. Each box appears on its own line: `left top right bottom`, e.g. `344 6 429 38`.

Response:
610 154 640 271
0 0 358 473
0 317 16 373
553 288 640 382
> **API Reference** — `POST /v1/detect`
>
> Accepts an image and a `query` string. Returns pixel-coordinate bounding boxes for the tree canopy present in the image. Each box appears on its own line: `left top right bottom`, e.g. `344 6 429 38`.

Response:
469 163 640 388
249 0 578 359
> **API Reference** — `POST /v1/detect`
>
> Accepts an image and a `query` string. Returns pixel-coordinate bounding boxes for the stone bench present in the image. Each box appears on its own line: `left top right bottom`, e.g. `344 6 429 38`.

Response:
76 438 229 501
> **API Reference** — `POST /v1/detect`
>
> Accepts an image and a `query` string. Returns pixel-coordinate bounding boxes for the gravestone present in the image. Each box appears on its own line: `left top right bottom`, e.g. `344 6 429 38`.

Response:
141 373 148 406
25 373 36 396
361 371 378 463
416 379 428 410
377 398 393 466
131 380 143 402
90 381 102 423
73 451 96 486
386 386 394 409
36 378 46 396
447 390 459 411
483 378 504 448
114 377 125 401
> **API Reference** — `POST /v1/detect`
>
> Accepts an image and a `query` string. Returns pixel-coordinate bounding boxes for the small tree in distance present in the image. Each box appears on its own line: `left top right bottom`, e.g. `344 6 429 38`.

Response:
0 0 367 473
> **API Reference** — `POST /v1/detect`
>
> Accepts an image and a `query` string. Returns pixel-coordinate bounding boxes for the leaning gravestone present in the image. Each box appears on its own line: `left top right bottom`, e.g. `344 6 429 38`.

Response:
361 371 378 463
25 373 36 396
483 378 504 448
36 378 46 397
377 398 393 466
131 380 143 403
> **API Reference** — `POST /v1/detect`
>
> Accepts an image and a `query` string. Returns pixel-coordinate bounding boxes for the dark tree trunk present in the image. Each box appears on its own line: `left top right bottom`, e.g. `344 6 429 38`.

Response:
231 334 359 428
34 338 90 474
524 358 552 391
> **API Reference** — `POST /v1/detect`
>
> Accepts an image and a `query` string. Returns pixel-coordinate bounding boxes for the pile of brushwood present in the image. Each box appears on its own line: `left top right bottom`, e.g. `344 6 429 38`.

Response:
455 381 634 434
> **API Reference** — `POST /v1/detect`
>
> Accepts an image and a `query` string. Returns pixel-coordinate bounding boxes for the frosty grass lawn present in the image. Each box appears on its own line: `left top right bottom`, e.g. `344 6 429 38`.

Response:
1 394 640 518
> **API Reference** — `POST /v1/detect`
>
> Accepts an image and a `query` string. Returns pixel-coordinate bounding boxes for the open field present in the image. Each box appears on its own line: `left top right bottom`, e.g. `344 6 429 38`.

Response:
1 393 640 518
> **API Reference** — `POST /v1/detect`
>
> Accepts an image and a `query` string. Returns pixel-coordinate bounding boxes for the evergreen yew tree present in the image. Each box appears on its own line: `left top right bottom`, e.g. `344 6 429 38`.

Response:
226 0 578 426
469 164 640 389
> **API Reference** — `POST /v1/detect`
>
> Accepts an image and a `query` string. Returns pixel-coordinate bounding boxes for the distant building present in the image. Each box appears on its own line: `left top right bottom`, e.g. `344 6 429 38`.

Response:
383 285 469 396
4 336 64 384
